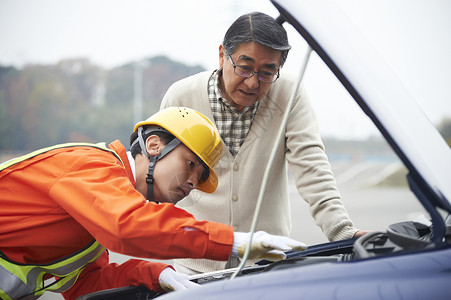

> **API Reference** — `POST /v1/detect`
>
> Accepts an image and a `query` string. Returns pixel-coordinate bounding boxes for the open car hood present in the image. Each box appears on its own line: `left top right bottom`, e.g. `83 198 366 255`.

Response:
272 0 451 215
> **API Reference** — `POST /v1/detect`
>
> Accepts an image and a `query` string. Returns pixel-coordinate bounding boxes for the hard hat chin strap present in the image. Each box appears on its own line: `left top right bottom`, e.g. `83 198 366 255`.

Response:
136 126 181 203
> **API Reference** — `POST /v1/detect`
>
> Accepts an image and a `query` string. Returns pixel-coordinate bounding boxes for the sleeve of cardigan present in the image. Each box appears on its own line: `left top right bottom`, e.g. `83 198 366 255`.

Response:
284 82 359 241
160 80 178 109
160 72 211 111
61 251 170 299
49 149 233 261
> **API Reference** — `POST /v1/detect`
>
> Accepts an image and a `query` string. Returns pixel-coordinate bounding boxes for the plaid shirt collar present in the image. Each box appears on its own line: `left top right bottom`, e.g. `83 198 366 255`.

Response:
208 70 258 157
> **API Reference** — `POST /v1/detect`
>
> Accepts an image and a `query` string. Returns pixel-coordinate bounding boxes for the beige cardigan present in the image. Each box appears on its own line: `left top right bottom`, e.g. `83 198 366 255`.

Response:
160 71 358 272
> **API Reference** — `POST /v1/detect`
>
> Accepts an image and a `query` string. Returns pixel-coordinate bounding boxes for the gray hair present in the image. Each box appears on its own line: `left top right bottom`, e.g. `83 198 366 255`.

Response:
222 12 291 67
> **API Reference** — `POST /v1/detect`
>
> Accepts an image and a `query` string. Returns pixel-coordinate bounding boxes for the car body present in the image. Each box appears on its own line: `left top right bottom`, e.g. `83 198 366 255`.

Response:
156 0 451 299
79 0 451 299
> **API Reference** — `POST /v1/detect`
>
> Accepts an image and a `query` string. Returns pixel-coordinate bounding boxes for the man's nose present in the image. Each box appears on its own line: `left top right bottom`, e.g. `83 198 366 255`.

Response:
244 73 260 89
187 172 199 190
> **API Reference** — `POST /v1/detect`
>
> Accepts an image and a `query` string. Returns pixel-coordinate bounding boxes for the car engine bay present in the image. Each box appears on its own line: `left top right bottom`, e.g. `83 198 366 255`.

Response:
190 214 451 284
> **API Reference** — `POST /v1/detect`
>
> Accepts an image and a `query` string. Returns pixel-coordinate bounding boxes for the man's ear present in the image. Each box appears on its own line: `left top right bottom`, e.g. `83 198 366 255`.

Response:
145 135 163 157
219 44 225 69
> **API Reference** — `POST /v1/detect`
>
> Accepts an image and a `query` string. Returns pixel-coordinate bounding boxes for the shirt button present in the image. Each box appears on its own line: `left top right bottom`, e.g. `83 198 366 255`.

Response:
232 194 238 202
233 163 239 171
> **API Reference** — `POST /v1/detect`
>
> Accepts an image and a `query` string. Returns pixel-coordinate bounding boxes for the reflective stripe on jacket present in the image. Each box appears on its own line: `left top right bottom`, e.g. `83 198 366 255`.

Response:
0 142 123 170
0 143 117 300
0 240 105 300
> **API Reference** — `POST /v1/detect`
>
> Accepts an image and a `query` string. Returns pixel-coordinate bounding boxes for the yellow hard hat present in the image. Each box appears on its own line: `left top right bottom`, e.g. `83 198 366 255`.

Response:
134 107 223 193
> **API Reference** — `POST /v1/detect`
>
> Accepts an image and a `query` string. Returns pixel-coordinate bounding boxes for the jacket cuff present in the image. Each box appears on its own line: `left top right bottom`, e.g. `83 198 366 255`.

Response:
204 222 234 260
327 222 359 241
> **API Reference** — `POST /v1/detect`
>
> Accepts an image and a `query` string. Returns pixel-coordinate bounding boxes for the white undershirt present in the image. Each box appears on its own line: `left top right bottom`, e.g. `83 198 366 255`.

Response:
126 151 136 182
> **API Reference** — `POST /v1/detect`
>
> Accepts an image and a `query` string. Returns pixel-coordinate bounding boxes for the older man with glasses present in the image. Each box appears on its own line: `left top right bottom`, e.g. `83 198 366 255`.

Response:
160 11 367 275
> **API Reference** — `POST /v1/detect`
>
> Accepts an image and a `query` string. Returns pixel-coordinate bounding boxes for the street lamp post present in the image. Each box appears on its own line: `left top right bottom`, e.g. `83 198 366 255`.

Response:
133 60 150 124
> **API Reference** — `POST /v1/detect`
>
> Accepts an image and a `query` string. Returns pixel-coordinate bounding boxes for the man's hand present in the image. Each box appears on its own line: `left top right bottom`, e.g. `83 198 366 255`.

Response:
353 230 371 238
232 231 307 261
158 267 199 293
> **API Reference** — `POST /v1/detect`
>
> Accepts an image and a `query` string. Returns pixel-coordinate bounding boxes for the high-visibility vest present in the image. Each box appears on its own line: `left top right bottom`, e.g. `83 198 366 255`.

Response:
0 142 123 300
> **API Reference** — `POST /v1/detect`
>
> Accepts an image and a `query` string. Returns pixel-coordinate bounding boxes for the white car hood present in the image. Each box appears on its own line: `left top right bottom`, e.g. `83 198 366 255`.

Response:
272 0 451 211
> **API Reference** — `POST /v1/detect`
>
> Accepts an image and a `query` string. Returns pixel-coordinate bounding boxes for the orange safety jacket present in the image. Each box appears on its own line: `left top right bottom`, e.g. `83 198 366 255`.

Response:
0 140 233 299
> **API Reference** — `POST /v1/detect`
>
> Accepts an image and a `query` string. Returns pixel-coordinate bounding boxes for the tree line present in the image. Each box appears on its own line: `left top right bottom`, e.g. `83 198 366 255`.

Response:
0 56 204 152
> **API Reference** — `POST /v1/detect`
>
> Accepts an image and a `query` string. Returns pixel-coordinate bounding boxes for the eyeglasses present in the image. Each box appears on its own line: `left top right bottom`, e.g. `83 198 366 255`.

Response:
227 54 280 83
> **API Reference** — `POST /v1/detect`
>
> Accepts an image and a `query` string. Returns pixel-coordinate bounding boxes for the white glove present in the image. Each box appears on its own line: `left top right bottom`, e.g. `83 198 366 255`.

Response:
158 267 199 293
232 231 307 261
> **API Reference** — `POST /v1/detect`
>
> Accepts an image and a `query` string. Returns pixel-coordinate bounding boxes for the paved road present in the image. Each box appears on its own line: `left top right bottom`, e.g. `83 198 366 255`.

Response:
42 159 427 299
289 160 426 245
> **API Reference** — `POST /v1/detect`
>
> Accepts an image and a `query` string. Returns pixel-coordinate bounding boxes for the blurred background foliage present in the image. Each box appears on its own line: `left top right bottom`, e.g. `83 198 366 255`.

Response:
0 56 204 152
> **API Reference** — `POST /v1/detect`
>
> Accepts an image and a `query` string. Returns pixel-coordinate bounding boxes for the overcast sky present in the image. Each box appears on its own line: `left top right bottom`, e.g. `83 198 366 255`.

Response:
1 0 450 140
